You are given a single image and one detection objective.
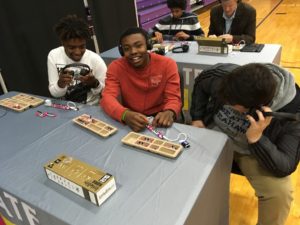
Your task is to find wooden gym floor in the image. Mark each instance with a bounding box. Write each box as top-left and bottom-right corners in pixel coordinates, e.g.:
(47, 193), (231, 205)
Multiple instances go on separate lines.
(197, 0), (300, 224)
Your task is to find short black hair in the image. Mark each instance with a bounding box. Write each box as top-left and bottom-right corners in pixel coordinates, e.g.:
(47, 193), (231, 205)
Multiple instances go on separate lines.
(218, 63), (277, 108)
(54, 15), (90, 42)
(167, 0), (187, 10)
(119, 27), (148, 46)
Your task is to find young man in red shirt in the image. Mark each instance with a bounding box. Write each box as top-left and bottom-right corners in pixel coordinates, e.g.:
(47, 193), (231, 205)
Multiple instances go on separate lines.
(100, 27), (182, 132)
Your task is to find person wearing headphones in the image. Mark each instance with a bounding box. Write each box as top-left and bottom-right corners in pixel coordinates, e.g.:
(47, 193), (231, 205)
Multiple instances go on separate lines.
(47, 15), (107, 105)
(208, 0), (256, 44)
(100, 27), (182, 132)
(152, 0), (204, 42)
(190, 63), (300, 225)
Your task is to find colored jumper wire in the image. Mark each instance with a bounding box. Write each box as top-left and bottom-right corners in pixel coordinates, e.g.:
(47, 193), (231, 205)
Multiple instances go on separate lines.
(146, 124), (190, 148)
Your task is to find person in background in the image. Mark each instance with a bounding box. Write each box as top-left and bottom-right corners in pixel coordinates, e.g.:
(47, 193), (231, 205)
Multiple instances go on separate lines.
(100, 27), (182, 132)
(47, 14), (107, 105)
(208, 0), (256, 44)
(152, 0), (204, 42)
(190, 63), (300, 225)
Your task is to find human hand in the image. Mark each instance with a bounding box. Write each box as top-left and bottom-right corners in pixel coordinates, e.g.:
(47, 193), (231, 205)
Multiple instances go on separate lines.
(124, 110), (149, 132)
(154, 32), (163, 43)
(175, 31), (190, 40)
(218, 34), (233, 43)
(152, 110), (175, 128)
(57, 72), (73, 88)
(78, 71), (99, 88)
(246, 106), (273, 143)
(191, 120), (206, 128)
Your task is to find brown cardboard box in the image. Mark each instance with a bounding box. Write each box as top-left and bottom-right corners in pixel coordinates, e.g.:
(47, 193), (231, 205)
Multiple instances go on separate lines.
(195, 36), (230, 54)
(44, 154), (116, 206)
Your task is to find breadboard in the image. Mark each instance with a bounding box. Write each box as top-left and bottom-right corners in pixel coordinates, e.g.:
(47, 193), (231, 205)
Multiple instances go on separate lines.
(0, 98), (30, 112)
(122, 132), (182, 158)
(73, 114), (118, 138)
(11, 93), (44, 107)
(0, 93), (44, 112)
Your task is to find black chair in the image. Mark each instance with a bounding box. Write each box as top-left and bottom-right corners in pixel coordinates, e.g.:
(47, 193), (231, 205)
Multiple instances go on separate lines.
(231, 160), (243, 175)
(176, 71), (185, 124)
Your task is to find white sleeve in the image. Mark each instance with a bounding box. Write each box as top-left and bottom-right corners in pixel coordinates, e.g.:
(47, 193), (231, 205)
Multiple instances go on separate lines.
(47, 52), (67, 98)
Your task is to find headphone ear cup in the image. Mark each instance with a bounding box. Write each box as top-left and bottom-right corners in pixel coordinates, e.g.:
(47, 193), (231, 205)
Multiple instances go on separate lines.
(118, 45), (124, 56)
(80, 68), (89, 75)
(182, 44), (189, 52)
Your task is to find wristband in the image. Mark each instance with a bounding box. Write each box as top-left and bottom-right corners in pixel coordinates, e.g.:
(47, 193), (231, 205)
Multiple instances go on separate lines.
(121, 109), (129, 122)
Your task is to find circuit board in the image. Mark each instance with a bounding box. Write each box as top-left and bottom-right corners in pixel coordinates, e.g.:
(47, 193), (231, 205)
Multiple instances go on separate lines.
(0, 98), (30, 112)
(11, 93), (44, 107)
(122, 132), (182, 158)
(73, 114), (118, 138)
(0, 93), (44, 112)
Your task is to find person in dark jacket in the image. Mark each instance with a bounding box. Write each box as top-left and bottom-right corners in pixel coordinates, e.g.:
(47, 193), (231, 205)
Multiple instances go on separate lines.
(190, 63), (300, 225)
(208, 0), (256, 44)
(152, 0), (204, 42)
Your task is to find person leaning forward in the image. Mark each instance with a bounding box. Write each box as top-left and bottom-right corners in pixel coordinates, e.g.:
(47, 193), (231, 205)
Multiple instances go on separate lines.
(208, 0), (256, 44)
(190, 63), (300, 225)
(152, 0), (205, 42)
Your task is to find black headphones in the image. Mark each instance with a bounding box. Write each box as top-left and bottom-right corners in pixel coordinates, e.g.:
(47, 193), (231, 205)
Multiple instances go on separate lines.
(61, 63), (90, 77)
(172, 44), (189, 53)
(118, 28), (153, 56)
